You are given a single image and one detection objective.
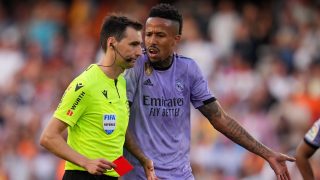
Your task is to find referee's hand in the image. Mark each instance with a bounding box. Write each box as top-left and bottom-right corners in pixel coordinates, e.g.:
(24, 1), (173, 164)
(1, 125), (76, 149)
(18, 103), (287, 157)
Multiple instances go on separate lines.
(84, 158), (117, 175)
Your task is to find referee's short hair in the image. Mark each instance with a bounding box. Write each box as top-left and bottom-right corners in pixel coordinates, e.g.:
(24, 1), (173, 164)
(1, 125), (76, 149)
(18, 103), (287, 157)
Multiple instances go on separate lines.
(100, 15), (142, 52)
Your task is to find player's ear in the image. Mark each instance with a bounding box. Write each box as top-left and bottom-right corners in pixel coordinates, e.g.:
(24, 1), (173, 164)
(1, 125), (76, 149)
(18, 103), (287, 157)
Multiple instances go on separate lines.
(174, 35), (181, 46)
(175, 35), (181, 41)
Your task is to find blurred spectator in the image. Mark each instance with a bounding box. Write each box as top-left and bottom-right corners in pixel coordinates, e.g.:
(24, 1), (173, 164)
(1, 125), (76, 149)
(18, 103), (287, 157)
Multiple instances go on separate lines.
(208, 0), (239, 57)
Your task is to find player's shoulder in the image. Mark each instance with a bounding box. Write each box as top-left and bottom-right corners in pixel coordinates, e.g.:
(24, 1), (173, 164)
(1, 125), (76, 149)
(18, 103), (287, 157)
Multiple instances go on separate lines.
(310, 118), (320, 130)
(174, 53), (197, 65)
(174, 54), (201, 73)
(315, 118), (320, 125)
(305, 118), (320, 144)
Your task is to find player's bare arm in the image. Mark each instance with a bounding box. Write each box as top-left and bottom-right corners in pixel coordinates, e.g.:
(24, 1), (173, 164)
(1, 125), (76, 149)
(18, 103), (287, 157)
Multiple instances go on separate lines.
(198, 101), (271, 158)
(296, 141), (316, 180)
(198, 101), (295, 180)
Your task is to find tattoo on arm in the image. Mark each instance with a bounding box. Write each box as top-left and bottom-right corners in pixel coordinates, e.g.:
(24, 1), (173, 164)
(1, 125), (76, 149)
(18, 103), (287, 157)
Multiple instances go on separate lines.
(199, 101), (270, 158)
(225, 119), (268, 156)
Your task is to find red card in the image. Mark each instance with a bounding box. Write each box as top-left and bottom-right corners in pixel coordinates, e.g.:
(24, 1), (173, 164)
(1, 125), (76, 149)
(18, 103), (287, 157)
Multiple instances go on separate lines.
(113, 156), (134, 176)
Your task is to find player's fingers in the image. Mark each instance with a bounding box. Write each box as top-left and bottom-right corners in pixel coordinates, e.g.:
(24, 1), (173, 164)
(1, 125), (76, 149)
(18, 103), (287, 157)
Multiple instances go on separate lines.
(147, 174), (158, 180)
(281, 154), (296, 162)
(277, 174), (285, 180)
(285, 156), (296, 162)
(285, 170), (291, 180)
(281, 173), (289, 180)
(280, 174), (285, 180)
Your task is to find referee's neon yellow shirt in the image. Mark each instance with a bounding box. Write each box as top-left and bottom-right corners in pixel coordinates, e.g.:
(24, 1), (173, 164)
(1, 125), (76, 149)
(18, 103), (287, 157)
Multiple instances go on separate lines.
(54, 64), (129, 177)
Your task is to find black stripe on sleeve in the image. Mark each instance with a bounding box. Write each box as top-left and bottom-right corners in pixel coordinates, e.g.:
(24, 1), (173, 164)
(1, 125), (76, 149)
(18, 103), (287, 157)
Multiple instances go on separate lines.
(304, 138), (320, 150)
(203, 97), (216, 105)
(196, 97), (217, 109)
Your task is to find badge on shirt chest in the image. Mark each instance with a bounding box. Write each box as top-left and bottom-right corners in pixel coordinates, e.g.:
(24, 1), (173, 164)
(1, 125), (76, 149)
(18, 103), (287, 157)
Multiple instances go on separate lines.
(175, 79), (184, 92)
(103, 114), (116, 135)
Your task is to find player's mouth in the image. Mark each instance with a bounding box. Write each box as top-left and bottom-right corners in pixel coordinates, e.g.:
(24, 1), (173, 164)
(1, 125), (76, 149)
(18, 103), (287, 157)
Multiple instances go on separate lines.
(147, 47), (160, 58)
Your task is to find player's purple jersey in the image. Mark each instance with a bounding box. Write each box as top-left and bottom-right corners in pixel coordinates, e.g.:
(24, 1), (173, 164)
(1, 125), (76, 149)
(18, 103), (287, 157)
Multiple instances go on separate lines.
(304, 119), (320, 149)
(123, 53), (215, 180)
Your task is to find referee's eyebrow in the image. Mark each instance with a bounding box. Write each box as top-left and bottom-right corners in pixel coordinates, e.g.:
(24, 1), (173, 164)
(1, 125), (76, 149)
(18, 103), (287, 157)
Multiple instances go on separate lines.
(130, 41), (142, 46)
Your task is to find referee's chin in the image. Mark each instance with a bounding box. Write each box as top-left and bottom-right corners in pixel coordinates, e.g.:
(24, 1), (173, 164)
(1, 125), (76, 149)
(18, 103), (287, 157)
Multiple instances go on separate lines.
(126, 61), (136, 68)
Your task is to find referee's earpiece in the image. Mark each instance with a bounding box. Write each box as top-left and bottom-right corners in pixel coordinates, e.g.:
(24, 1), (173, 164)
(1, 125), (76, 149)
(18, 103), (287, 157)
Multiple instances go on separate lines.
(110, 43), (132, 62)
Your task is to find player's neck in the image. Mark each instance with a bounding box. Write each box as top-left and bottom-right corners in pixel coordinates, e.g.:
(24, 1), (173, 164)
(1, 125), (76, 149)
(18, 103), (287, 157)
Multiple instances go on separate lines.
(150, 55), (173, 69)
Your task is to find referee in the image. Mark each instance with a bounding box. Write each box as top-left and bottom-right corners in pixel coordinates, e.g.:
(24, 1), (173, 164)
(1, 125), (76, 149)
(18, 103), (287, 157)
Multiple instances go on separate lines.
(40, 15), (156, 180)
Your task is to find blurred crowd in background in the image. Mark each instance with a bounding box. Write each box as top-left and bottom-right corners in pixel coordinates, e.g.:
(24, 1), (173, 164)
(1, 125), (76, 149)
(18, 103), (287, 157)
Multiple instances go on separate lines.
(0, 0), (320, 179)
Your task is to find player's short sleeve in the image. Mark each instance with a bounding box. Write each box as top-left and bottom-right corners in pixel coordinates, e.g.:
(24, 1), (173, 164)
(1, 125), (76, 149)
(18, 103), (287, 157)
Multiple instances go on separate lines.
(54, 80), (89, 127)
(304, 119), (320, 149)
(189, 60), (215, 108)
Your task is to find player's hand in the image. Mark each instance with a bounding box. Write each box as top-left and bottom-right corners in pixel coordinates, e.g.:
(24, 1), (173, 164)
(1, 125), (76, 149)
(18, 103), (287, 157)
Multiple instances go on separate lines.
(83, 158), (117, 175)
(267, 152), (296, 180)
(142, 158), (158, 180)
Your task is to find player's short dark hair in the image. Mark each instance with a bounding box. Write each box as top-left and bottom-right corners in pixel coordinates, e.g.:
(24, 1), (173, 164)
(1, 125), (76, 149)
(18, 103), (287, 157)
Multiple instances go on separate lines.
(148, 3), (183, 35)
(100, 15), (143, 52)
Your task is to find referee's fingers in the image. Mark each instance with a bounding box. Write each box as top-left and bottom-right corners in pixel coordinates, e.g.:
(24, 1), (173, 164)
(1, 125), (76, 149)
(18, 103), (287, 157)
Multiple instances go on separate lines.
(100, 159), (117, 169)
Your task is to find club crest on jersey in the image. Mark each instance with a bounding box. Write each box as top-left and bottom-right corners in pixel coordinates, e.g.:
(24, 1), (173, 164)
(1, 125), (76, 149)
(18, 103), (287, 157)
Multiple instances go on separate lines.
(175, 79), (184, 92)
(103, 114), (116, 135)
